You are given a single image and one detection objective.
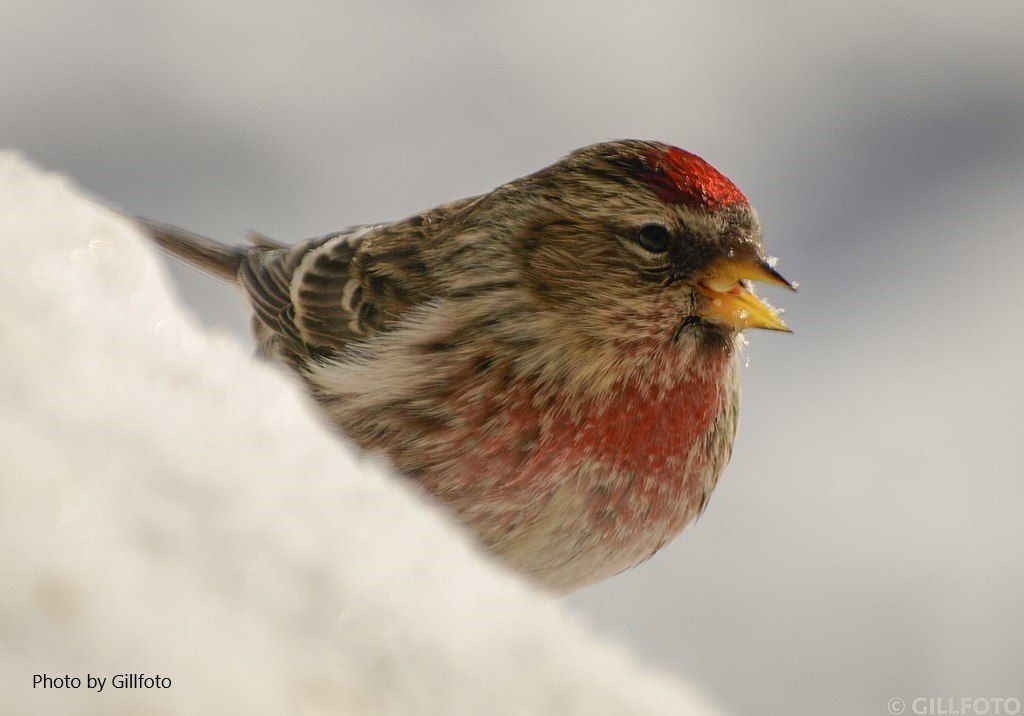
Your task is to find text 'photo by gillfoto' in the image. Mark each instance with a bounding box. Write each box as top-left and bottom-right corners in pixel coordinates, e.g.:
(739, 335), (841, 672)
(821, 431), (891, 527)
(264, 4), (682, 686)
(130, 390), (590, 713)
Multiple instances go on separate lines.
(140, 139), (795, 595)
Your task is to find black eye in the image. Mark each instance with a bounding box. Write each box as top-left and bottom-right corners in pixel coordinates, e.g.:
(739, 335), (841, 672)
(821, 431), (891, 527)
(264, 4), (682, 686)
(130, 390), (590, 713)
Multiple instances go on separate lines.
(636, 224), (671, 253)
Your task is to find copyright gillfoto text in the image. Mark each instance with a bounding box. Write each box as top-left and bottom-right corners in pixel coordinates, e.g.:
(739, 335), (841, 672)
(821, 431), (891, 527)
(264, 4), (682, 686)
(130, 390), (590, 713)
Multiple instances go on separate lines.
(889, 697), (1022, 715)
(33, 673), (172, 692)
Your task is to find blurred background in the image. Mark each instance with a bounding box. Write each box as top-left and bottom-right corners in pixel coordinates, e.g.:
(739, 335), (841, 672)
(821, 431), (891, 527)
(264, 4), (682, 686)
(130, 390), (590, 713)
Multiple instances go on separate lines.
(3, 1), (1021, 712)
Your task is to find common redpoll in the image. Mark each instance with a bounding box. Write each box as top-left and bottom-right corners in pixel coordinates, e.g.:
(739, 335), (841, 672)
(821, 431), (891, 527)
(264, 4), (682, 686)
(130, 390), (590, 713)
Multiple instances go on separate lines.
(142, 140), (795, 594)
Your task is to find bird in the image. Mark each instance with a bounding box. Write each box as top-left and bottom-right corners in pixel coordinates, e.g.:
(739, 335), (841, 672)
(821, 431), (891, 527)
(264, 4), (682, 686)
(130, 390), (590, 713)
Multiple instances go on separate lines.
(140, 140), (795, 595)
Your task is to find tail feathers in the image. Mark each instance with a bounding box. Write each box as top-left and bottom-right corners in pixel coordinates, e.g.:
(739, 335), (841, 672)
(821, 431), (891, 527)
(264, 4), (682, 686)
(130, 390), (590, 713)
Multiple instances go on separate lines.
(245, 230), (286, 250)
(136, 217), (245, 282)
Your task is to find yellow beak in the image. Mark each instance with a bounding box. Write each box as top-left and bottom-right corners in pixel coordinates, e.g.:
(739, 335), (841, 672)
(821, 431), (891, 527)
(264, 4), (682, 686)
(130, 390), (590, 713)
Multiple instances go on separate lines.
(696, 255), (796, 332)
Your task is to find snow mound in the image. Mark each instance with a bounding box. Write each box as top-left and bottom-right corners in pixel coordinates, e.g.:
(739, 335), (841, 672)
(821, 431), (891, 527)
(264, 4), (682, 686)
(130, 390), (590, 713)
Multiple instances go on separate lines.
(0, 152), (717, 715)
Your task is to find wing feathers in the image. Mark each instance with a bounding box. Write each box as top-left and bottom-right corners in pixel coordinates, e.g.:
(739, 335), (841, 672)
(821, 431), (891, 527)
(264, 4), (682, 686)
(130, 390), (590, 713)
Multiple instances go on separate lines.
(219, 196), (479, 364)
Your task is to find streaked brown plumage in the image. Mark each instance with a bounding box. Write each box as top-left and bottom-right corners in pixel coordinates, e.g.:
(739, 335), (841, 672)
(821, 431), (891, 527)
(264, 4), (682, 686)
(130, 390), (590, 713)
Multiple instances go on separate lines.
(142, 140), (794, 594)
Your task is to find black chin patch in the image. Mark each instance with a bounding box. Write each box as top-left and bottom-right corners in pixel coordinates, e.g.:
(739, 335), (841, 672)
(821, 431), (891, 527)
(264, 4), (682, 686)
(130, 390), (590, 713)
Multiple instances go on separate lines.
(672, 316), (732, 351)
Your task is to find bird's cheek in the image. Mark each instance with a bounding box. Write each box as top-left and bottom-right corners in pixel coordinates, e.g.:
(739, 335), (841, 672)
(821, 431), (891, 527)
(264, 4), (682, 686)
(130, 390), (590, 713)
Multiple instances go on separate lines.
(616, 294), (690, 342)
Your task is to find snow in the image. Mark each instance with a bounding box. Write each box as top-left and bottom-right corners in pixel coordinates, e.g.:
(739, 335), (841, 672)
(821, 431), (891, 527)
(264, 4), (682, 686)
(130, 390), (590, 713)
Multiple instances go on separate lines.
(0, 152), (717, 715)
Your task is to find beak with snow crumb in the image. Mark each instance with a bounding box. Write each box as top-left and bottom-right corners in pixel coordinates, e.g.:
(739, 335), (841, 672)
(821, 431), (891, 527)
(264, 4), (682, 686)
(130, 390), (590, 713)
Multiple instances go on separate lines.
(696, 255), (797, 332)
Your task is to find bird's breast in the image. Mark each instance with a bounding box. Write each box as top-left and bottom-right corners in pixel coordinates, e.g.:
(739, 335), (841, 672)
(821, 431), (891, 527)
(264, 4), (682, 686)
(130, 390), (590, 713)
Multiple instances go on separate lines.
(422, 346), (739, 592)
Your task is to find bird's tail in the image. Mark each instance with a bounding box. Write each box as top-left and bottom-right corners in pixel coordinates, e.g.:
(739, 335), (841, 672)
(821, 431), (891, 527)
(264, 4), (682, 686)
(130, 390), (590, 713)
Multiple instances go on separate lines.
(135, 217), (245, 282)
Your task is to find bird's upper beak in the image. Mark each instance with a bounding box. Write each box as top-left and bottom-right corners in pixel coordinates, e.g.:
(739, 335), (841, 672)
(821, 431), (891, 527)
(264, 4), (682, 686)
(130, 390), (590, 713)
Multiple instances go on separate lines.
(696, 255), (796, 332)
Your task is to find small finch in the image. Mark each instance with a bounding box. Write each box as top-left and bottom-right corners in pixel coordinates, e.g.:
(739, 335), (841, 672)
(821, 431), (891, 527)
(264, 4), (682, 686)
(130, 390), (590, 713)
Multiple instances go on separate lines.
(141, 140), (795, 594)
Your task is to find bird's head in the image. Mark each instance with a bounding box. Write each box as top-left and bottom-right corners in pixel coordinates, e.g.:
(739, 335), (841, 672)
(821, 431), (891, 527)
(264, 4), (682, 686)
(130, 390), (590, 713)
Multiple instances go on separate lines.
(495, 140), (795, 359)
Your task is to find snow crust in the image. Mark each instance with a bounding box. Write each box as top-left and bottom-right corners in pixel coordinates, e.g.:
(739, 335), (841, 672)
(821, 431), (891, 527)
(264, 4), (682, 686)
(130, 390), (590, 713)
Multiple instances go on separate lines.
(0, 152), (716, 715)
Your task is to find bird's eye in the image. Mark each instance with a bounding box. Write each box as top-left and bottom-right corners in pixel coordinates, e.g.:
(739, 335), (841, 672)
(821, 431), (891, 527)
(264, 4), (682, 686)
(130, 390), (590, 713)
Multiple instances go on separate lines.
(636, 224), (671, 253)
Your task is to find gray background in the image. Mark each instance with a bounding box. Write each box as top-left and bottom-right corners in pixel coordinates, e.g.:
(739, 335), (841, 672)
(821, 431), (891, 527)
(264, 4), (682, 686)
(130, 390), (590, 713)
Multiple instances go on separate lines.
(4, 2), (1022, 713)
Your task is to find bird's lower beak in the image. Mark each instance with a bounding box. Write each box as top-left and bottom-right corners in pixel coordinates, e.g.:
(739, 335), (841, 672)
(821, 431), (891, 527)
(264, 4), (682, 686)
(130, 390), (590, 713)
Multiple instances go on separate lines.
(696, 255), (796, 332)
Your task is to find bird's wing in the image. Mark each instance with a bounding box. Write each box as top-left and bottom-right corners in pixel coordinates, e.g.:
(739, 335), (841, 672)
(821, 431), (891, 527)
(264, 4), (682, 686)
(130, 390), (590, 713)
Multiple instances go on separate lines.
(238, 198), (479, 362)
